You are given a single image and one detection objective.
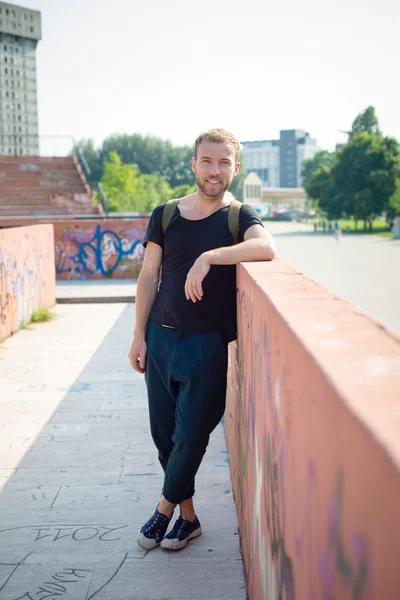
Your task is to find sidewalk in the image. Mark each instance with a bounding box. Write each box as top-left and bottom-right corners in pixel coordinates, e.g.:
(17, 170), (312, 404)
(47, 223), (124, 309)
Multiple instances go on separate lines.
(56, 279), (137, 303)
(0, 299), (246, 599)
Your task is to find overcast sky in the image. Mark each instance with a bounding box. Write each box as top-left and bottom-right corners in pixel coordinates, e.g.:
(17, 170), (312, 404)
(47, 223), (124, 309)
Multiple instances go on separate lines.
(16, 0), (400, 153)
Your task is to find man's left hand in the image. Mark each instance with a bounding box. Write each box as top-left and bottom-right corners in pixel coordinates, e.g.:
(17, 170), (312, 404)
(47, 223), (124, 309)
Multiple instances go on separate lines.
(184, 253), (211, 303)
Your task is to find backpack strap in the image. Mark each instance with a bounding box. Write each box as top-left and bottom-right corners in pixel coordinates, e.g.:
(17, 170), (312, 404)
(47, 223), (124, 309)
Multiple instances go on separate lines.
(161, 198), (179, 233)
(228, 199), (242, 245)
(162, 196), (242, 244)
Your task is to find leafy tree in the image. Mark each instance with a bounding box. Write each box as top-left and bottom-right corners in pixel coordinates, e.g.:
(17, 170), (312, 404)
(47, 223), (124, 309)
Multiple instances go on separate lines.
(386, 178), (400, 227)
(350, 106), (381, 136)
(333, 132), (399, 229)
(301, 151), (335, 187)
(101, 152), (148, 212)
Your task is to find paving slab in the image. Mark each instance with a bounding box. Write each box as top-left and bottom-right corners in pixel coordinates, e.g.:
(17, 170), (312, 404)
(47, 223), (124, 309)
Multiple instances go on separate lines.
(0, 303), (246, 600)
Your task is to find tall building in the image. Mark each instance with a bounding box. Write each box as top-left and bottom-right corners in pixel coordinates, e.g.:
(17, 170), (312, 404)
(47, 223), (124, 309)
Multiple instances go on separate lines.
(0, 1), (41, 156)
(242, 129), (321, 188)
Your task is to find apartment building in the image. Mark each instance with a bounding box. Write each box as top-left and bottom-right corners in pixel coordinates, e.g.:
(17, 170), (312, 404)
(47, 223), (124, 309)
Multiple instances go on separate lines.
(0, 1), (41, 155)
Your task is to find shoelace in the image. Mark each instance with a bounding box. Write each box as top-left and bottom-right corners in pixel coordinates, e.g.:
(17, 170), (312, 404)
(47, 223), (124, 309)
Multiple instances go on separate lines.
(169, 517), (187, 538)
(143, 512), (168, 533)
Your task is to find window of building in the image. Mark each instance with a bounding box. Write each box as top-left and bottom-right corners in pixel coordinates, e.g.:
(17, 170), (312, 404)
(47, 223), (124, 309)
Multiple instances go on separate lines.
(29, 26), (33, 33)
(11, 10), (16, 17)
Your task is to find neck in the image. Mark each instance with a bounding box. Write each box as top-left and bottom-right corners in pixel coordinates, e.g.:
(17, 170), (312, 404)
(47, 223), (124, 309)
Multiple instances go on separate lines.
(194, 189), (232, 210)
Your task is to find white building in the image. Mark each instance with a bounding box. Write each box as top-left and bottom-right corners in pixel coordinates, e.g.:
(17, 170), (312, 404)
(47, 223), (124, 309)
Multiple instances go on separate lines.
(241, 140), (280, 188)
(242, 129), (322, 188)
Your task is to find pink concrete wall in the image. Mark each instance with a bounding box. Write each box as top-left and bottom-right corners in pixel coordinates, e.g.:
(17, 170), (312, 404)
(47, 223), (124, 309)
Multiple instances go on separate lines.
(54, 219), (149, 279)
(225, 260), (400, 600)
(0, 224), (55, 341)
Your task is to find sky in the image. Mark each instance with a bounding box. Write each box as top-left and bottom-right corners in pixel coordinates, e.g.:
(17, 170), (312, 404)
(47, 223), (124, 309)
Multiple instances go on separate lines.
(14, 0), (400, 153)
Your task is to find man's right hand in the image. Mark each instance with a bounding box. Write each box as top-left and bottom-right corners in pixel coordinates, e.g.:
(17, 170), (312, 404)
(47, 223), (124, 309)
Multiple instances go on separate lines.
(128, 338), (147, 374)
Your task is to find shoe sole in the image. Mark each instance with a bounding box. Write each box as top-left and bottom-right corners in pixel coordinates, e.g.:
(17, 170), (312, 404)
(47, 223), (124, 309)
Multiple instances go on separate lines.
(136, 531), (160, 551)
(160, 526), (202, 550)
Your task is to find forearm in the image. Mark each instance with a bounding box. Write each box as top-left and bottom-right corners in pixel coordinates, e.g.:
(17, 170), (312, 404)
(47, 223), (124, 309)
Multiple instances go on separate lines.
(134, 270), (159, 339)
(205, 237), (276, 265)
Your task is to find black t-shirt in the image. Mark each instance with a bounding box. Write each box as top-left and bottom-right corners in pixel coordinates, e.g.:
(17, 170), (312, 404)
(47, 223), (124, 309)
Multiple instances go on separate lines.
(143, 202), (263, 342)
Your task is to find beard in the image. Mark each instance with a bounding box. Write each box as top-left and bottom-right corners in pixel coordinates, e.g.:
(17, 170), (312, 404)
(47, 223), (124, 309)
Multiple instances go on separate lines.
(195, 175), (233, 198)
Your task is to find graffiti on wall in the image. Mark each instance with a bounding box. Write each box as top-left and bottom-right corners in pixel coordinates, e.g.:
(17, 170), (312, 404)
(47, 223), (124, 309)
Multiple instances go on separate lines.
(0, 226), (55, 341)
(54, 220), (148, 280)
(225, 278), (373, 600)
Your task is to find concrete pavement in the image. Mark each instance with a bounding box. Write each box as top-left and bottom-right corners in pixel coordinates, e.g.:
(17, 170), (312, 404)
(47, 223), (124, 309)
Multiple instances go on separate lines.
(0, 302), (246, 599)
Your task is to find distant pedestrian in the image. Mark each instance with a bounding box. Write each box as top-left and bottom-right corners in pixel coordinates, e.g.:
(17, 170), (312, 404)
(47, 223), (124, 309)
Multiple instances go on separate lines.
(334, 221), (342, 242)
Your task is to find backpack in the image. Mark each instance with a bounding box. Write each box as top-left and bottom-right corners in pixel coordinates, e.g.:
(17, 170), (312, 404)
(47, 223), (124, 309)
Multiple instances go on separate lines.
(161, 197), (242, 244)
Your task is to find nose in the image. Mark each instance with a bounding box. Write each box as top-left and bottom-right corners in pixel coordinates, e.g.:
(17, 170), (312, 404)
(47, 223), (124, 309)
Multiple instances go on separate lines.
(209, 162), (221, 175)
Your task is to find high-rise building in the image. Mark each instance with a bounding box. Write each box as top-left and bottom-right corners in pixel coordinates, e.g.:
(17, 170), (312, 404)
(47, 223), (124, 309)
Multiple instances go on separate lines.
(242, 129), (321, 188)
(0, 1), (41, 156)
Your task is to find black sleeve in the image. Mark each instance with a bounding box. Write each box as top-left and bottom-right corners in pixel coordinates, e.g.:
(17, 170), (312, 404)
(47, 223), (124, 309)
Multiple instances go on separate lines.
(238, 203), (264, 243)
(142, 203), (165, 249)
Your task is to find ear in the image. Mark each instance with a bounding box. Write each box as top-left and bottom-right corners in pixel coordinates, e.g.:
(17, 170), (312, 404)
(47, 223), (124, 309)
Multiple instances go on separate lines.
(191, 156), (196, 173)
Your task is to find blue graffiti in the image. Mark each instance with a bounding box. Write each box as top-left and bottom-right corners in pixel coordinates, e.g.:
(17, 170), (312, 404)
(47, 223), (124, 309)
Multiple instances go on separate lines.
(56, 225), (143, 277)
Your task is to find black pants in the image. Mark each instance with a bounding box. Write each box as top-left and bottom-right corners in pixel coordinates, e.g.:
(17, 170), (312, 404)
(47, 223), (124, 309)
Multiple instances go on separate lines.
(144, 321), (228, 505)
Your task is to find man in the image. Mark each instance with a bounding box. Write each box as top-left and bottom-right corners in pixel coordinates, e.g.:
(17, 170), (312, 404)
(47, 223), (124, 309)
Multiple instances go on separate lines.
(128, 128), (275, 551)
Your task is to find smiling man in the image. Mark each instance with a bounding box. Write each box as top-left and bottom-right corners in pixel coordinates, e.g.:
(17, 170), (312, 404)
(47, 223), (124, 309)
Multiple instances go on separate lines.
(128, 128), (276, 551)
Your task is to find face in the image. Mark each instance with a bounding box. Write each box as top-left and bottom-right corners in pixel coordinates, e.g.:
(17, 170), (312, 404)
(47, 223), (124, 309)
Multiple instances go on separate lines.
(192, 141), (240, 198)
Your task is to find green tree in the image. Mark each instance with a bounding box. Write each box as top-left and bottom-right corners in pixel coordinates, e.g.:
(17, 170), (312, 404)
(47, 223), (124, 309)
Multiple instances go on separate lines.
(74, 134), (195, 188)
(386, 178), (400, 227)
(301, 150), (335, 187)
(333, 132), (399, 229)
(100, 134), (194, 188)
(350, 106), (381, 136)
(101, 152), (148, 212)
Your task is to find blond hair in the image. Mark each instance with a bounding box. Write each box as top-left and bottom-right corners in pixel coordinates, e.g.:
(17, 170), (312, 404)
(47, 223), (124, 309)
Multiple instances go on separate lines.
(194, 128), (240, 161)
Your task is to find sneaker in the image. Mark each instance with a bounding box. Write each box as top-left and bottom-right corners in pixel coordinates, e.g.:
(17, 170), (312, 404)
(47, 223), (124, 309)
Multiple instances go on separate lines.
(136, 508), (171, 550)
(160, 515), (202, 550)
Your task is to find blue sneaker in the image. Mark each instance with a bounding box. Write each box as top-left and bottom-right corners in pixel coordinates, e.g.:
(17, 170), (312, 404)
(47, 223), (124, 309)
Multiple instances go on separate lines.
(161, 515), (202, 550)
(136, 508), (171, 550)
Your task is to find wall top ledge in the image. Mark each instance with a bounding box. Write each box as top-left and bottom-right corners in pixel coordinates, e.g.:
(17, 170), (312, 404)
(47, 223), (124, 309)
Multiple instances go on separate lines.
(239, 260), (400, 468)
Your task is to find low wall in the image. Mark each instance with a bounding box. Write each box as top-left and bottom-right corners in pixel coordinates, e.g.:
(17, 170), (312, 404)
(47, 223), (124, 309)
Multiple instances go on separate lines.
(54, 218), (149, 279)
(225, 261), (400, 600)
(0, 224), (55, 341)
